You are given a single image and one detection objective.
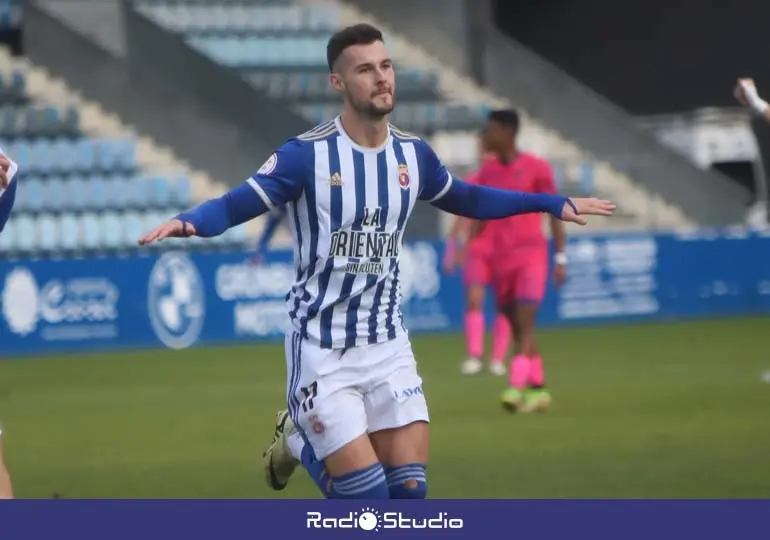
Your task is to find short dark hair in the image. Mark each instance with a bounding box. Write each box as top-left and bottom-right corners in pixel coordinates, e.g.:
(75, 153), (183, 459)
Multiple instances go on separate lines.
(488, 109), (520, 133)
(326, 23), (385, 72)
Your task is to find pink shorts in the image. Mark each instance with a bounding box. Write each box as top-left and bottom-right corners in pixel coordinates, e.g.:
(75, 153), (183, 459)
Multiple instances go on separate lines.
(492, 252), (549, 307)
(463, 251), (493, 286)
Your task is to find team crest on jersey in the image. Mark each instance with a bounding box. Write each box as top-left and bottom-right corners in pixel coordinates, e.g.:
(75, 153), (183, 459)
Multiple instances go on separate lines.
(398, 164), (410, 189)
(330, 172), (343, 186)
(257, 153), (278, 175)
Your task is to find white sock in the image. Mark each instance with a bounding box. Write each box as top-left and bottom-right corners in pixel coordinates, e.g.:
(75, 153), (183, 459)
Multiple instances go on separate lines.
(287, 432), (304, 461)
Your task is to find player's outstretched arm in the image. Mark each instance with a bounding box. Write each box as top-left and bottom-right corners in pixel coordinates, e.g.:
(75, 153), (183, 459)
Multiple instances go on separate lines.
(138, 182), (271, 244)
(139, 141), (307, 246)
(430, 178), (615, 226)
(735, 78), (770, 123)
(417, 139), (613, 225)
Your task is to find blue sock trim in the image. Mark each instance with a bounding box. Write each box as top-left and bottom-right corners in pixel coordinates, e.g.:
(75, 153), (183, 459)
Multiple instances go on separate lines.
(385, 463), (427, 499)
(385, 463), (426, 486)
(330, 463), (389, 498)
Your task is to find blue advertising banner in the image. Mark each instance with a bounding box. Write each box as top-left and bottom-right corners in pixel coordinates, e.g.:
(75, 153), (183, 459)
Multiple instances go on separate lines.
(1, 231), (770, 358)
(0, 499), (768, 540)
(0, 240), (463, 357)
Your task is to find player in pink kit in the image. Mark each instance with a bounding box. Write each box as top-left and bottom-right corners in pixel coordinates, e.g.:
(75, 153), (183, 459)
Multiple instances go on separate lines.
(475, 110), (567, 413)
(444, 144), (511, 376)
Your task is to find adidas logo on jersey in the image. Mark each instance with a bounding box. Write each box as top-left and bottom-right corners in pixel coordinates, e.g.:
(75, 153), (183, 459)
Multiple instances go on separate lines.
(330, 173), (343, 186)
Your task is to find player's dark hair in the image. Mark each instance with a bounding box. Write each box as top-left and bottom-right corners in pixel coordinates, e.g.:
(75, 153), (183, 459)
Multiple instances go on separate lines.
(488, 109), (520, 134)
(326, 23), (385, 72)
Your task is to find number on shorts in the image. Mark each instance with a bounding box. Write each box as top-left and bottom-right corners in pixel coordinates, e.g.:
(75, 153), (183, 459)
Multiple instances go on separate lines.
(300, 381), (318, 413)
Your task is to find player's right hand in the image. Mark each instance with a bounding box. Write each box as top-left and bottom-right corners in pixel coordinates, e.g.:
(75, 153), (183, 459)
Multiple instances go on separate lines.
(734, 78), (756, 106)
(138, 218), (196, 245)
(560, 198), (615, 225)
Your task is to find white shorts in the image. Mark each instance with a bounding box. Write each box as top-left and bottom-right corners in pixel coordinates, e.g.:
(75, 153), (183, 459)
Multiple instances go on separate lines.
(285, 331), (429, 461)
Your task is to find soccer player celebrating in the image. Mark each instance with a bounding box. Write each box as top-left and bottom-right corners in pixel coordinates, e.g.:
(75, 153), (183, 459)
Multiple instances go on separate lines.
(0, 425), (13, 499)
(139, 24), (614, 499)
(476, 110), (566, 413)
(443, 136), (510, 376)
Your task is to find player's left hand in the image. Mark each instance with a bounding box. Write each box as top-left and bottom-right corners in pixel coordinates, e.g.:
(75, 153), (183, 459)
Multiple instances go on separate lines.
(553, 263), (567, 287)
(560, 198), (615, 225)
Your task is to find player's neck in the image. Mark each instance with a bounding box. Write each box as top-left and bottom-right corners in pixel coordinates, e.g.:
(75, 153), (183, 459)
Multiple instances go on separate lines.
(339, 110), (389, 149)
(497, 146), (519, 164)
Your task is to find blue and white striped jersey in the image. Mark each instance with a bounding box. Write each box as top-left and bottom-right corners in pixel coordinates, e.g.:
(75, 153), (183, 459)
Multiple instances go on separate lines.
(247, 117), (453, 349)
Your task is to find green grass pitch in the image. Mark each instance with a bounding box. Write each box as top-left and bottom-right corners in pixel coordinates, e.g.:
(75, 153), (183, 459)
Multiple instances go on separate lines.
(1, 317), (769, 499)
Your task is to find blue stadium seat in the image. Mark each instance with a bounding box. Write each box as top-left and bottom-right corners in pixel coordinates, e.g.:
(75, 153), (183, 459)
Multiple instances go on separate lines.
(122, 211), (144, 249)
(80, 213), (103, 251)
(95, 139), (120, 172)
(62, 106), (79, 134)
(306, 5), (339, 32)
(578, 162), (595, 195)
(14, 215), (38, 253)
(37, 214), (60, 252)
(46, 177), (66, 212)
(10, 71), (25, 100)
(116, 139), (136, 171)
(12, 172), (27, 211)
(0, 107), (18, 138)
(89, 176), (109, 211)
(24, 107), (42, 138)
(120, 175), (138, 208)
(75, 139), (96, 172)
(0, 215), (15, 253)
(50, 138), (71, 174)
(552, 165), (565, 191)
(68, 176), (90, 211)
(7, 139), (28, 171)
(101, 212), (123, 250)
(59, 214), (81, 252)
(103, 175), (124, 210)
(31, 139), (53, 175)
(25, 178), (44, 212)
(41, 106), (61, 138)
(221, 37), (240, 67)
(147, 177), (171, 208)
(169, 175), (192, 207)
(128, 176), (150, 209)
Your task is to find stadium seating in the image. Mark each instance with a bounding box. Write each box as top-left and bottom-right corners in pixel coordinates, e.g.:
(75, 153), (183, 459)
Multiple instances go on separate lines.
(131, 0), (621, 217)
(0, 64), (248, 257)
(0, 0), (20, 30)
(134, 0), (491, 137)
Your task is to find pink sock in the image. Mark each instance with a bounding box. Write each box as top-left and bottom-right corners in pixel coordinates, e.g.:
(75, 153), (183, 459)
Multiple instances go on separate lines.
(509, 354), (530, 389)
(490, 314), (511, 364)
(529, 355), (545, 386)
(464, 311), (484, 359)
